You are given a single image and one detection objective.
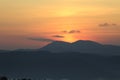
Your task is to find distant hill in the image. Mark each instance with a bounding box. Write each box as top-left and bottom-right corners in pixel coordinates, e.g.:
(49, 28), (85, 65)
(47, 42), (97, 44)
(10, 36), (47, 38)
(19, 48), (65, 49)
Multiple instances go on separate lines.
(40, 40), (120, 55)
(0, 40), (120, 55)
(40, 41), (71, 53)
(0, 50), (10, 53)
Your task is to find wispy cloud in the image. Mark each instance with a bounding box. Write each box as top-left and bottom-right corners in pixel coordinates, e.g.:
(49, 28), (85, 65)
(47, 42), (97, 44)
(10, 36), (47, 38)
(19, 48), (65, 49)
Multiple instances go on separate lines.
(69, 30), (80, 33)
(62, 30), (80, 34)
(52, 35), (64, 38)
(99, 23), (118, 27)
(27, 37), (54, 42)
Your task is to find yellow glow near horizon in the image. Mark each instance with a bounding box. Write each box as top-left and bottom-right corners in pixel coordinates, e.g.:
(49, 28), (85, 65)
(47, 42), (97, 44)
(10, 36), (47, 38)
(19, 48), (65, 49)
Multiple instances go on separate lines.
(57, 9), (76, 17)
(62, 34), (77, 43)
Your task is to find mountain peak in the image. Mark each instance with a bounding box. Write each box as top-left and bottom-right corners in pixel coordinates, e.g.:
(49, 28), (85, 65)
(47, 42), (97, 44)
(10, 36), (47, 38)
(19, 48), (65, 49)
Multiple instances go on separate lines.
(73, 40), (97, 43)
(52, 41), (71, 44)
(40, 40), (120, 54)
(40, 41), (71, 52)
(72, 40), (102, 46)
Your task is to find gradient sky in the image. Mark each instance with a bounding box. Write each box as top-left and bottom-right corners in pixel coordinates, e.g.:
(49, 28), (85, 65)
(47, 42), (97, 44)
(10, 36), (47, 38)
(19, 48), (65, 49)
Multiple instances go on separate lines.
(0, 0), (120, 50)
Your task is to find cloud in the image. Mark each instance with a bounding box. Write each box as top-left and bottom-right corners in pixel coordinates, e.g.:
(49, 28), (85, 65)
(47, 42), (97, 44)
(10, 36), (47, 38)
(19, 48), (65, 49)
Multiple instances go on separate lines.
(27, 37), (54, 42)
(112, 23), (117, 26)
(52, 35), (64, 38)
(62, 30), (80, 34)
(62, 31), (67, 33)
(69, 30), (80, 33)
(99, 23), (110, 27)
(99, 23), (118, 27)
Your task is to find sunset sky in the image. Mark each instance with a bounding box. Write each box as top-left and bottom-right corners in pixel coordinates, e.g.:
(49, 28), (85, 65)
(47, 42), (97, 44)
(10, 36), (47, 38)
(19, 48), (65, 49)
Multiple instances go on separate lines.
(0, 0), (120, 50)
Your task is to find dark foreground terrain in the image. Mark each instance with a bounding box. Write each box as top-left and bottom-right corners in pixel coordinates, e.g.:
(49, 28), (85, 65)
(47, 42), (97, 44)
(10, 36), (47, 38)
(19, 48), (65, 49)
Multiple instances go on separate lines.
(0, 51), (120, 80)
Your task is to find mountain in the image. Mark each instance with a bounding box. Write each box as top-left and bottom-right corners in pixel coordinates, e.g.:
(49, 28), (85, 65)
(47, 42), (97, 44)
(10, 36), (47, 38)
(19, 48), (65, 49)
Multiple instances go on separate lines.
(72, 40), (103, 47)
(0, 40), (119, 55)
(40, 40), (120, 55)
(0, 40), (120, 79)
(40, 41), (71, 53)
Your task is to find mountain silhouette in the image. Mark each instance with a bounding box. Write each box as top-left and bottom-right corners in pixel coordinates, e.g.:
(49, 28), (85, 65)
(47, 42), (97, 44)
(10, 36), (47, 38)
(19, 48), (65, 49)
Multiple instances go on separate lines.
(0, 40), (120, 79)
(72, 40), (103, 47)
(40, 41), (71, 53)
(40, 40), (120, 55)
(0, 40), (120, 55)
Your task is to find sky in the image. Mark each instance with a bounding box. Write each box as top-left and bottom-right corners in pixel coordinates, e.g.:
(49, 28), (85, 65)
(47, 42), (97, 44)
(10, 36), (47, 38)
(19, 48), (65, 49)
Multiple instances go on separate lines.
(0, 0), (120, 50)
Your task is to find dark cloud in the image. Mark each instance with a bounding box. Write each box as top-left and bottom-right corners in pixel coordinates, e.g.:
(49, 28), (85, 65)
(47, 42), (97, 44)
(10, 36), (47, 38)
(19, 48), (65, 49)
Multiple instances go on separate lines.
(69, 30), (80, 33)
(69, 30), (76, 33)
(52, 35), (64, 38)
(99, 23), (118, 27)
(62, 30), (80, 34)
(27, 37), (54, 42)
(112, 23), (117, 26)
(99, 23), (110, 27)
(62, 31), (67, 33)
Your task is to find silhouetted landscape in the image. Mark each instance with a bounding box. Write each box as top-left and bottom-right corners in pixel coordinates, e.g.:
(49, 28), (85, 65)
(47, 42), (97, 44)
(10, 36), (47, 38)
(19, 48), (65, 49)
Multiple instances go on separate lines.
(0, 40), (120, 80)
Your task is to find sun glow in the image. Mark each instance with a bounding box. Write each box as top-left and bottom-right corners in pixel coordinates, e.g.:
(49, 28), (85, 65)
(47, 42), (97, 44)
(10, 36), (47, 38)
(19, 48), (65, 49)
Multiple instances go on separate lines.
(57, 8), (76, 17)
(62, 34), (77, 43)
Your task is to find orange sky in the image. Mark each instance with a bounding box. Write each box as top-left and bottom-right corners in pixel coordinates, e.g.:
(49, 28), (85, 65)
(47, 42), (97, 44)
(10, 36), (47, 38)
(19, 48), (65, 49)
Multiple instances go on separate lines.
(0, 0), (120, 49)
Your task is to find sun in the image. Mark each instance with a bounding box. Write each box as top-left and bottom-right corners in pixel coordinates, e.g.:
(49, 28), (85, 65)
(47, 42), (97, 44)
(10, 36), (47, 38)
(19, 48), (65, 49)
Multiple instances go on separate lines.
(62, 34), (77, 43)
